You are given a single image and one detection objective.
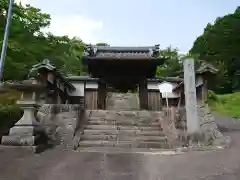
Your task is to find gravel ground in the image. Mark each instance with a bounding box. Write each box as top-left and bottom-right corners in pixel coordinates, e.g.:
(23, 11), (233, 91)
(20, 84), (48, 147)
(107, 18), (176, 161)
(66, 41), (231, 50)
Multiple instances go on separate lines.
(0, 115), (240, 180)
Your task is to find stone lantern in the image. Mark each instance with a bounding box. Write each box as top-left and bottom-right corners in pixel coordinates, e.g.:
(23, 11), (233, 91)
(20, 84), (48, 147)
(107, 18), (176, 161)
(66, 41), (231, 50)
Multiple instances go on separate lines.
(1, 78), (47, 150)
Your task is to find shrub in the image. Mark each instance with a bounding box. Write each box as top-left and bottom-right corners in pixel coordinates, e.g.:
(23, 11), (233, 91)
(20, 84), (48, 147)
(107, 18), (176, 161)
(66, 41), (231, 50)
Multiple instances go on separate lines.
(209, 92), (240, 118)
(0, 89), (22, 135)
(208, 90), (218, 102)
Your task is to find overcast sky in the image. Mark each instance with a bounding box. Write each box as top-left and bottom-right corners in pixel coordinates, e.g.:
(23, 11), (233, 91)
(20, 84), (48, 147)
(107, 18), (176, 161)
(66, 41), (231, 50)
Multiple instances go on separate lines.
(16, 0), (239, 52)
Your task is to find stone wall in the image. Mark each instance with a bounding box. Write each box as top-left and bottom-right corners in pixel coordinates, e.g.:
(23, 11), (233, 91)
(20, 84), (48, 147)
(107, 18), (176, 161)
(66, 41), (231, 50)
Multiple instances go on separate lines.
(160, 108), (186, 148)
(37, 104), (84, 149)
(171, 104), (229, 147)
(197, 103), (230, 146)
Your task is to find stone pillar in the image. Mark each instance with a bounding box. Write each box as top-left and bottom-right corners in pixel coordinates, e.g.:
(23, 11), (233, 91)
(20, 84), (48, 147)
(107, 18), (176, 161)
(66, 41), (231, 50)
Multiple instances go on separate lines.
(1, 81), (45, 150)
(183, 59), (200, 135)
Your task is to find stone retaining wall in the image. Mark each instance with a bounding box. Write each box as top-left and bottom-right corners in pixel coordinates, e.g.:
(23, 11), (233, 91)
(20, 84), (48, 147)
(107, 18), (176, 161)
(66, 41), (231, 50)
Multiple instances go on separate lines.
(172, 104), (230, 147)
(37, 104), (83, 149)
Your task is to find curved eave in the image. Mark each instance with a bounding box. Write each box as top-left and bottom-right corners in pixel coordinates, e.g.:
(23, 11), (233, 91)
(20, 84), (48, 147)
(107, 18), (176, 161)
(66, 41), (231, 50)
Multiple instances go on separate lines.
(67, 76), (99, 82)
(35, 68), (76, 91)
(196, 70), (218, 76)
(53, 71), (76, 91)
(172, 82), (184, 92)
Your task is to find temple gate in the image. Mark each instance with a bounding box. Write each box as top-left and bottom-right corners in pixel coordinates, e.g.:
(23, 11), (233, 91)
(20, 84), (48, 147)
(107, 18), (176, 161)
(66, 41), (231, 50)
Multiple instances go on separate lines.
(82, 45), (167, 110)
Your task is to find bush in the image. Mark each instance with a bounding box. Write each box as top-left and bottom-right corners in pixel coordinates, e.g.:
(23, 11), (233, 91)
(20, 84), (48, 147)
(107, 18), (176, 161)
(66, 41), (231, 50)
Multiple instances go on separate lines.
(209, 92), (240, 118)
(208, 90), (218, 102)
(0, 89), (22, 135)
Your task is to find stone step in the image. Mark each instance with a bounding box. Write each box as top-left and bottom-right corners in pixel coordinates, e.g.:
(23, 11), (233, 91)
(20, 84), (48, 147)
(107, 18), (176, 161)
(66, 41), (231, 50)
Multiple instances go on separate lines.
(84, 125), (160, 131)
(78, 146), (177, 154)
(87, 118), (160, 126)
(81, 134), (167, 142)
(83, 129), (165, 136)
(79, 140), (170, 149)
(88, 116), (158, 121)
(88, 110), (163, 119)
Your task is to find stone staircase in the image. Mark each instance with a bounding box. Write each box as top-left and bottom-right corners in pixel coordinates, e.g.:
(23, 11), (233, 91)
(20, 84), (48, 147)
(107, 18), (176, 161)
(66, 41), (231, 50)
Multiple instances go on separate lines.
(36, 94), (179, 151)
(78, 110), (170, 149)
(106, 92), (139, 111)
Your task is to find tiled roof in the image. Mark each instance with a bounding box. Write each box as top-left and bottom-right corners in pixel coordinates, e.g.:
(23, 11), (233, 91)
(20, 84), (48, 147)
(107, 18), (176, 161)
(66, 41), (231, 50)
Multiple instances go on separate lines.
(84, 45), (161, 59)
(29, 59), (76, 91)
(93, 45), (159, 52)
(196, 62), (218, 74)
(161, 77), (183, 83)
(95, 52), (152, 58)
(177, 62), (218, 77)
(67, 76), (99, 81)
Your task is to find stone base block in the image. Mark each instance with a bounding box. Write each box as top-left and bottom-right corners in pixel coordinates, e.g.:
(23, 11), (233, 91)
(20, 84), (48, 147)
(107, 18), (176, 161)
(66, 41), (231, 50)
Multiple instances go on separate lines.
(0, 145), (46, 156)
(9, 125), (45, 136)
(187, 132), (206, 144)
(212, 136), (231, 148)
(2, 135), (38, 146)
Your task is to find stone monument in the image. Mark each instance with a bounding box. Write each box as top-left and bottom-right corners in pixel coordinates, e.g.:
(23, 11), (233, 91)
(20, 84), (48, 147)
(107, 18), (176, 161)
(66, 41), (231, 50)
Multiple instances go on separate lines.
(183, 59), (200, 138)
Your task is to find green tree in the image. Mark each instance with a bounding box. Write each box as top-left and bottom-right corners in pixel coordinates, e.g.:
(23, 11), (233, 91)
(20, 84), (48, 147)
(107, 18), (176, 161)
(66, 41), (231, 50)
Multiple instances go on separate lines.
(190, 6), (240, 93)
(156, 46), (182, 77)
(0, 1), (88, 131)
(0, 0), (86, 80)
(62, 37), (87, 76)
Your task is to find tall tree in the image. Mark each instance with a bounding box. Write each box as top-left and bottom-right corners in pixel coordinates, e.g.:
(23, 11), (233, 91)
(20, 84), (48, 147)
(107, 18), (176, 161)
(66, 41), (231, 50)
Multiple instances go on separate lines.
(190, 6), (240, 93)
(156, 46), (182, 77)
(0, 0), (86, 80)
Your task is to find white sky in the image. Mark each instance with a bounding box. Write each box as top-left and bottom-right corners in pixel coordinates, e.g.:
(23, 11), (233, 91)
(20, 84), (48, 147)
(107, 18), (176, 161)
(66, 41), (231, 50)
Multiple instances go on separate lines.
(15, 0), (103, 44)
(14, 0), (240, 51)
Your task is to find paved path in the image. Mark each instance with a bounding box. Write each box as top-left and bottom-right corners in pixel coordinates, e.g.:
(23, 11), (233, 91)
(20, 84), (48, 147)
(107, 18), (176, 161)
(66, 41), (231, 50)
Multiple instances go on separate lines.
(1, 116), (240, 180)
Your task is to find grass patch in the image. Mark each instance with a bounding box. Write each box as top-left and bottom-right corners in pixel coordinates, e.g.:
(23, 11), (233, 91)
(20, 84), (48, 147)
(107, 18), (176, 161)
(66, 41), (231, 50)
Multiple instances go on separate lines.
(209, 92), (240, 118)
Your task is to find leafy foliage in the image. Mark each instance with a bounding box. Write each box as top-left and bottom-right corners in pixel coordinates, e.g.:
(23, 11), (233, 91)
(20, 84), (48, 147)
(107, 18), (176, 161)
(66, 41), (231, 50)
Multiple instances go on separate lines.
(0, 89), (21, 134)
(0, 1), (87, 131)
(156, 46), (182, 77)
(156, 47), (203, 78)
(0, 0), (87, 81)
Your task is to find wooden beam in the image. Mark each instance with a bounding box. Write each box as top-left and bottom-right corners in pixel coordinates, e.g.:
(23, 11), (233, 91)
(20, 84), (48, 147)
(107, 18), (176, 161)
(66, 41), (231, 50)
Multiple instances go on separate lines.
(139, 78), (148, 110)
(98, 79), (106, 109)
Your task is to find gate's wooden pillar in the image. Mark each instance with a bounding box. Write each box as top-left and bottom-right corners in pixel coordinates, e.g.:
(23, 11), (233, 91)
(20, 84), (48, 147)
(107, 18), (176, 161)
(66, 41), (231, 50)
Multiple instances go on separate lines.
(139, 78), (148, 110)
(51, 77), (59, 104)
(98, 79), (107, 109)
(40, 72), (50, 104)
